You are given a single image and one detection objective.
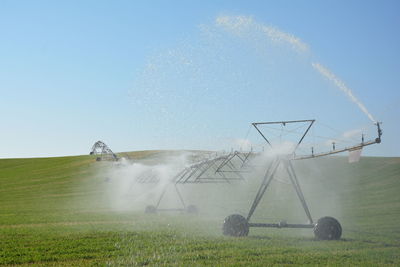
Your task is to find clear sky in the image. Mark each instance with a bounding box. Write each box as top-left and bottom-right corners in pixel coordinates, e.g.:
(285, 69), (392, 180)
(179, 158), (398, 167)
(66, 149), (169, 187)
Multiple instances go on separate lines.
(1, 0), (399, 158)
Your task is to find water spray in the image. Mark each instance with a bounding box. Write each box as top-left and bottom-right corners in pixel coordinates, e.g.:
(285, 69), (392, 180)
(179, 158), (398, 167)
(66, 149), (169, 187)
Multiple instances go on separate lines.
(216, 15), (378, 124)
(312, 62), (376, 123)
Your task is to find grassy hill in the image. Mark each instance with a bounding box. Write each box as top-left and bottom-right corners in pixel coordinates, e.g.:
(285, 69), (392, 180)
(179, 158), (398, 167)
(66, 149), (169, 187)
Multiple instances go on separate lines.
(0, 152), (399, 266)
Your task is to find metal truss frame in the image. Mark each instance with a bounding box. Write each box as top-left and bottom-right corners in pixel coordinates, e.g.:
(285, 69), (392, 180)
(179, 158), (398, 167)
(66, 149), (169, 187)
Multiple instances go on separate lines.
(90, 141), (119, 161)
(139, 151), (251, 212)
(244, 120), (382, 230)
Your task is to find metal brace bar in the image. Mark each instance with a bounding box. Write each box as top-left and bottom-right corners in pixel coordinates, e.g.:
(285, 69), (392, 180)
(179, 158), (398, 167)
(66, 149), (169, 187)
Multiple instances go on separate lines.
(247, 158), (280, 221)
(285, 160), (313, 224)
(174, 184), (186, 209)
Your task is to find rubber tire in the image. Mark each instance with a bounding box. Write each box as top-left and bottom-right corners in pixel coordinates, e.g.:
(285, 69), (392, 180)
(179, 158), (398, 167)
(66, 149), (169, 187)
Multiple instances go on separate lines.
(186, 205), (198, 214)
(222, 214), (249, 237)
(145, 205), (157, 214)
(314, 216), (342, 240)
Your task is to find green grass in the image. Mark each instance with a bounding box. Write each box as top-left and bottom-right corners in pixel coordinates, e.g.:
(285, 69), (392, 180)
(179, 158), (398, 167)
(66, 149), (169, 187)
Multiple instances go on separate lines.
(0, 152), (399, 266)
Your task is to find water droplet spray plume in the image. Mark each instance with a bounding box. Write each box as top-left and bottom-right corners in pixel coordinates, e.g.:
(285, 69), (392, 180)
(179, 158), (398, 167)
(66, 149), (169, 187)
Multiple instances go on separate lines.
(311, 62), (376, 123)
(216, 15), (309, 53)
(216, 15), (377, 123)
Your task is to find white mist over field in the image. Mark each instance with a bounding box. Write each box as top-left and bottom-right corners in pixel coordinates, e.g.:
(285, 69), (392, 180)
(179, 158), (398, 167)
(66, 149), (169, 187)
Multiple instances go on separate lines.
(101, 153), (193, 212)
(90, 141), (345, 229)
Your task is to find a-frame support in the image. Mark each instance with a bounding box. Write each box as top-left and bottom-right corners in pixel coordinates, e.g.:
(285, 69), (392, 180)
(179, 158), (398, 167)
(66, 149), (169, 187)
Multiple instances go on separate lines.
(246, 157), (314, 228)
(154, 183), (187, 212)
(246, 120), (315, 228)
(223, 119), (380, 239)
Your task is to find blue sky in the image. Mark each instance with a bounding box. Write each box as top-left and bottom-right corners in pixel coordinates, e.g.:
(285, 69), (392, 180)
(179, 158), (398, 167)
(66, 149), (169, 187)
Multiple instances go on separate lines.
(1, 0), (399, 158)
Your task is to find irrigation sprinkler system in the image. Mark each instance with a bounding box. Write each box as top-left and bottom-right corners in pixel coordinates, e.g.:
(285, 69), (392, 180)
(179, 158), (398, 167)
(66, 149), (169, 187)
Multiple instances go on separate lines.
(96, 118), (381, 240)
(222, 119), (382, 240)
(90, 141), (119, 161)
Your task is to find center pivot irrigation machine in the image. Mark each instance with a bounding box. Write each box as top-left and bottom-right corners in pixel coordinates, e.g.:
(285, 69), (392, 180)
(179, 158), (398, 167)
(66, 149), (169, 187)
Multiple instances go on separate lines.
(222, 119), (382, 240)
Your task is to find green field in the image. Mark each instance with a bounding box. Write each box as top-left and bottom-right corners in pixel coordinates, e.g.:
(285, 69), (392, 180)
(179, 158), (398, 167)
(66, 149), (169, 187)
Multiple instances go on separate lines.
(0, 152), (399, 266)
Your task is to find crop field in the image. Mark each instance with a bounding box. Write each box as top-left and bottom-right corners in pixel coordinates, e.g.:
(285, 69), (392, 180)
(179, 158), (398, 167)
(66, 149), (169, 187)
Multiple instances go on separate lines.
(0, 152), (400, 266)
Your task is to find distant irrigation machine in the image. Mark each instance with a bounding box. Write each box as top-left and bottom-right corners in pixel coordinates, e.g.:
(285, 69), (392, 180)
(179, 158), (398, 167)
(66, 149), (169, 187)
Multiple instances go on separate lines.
(222, 119), (382, 240)
(90, 141), (119, 161)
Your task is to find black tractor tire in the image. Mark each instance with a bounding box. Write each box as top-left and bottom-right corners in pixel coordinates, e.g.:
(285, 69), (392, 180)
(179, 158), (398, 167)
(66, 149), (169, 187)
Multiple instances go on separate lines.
(314, 216), (342, 240)
(222, 214), (249, 237)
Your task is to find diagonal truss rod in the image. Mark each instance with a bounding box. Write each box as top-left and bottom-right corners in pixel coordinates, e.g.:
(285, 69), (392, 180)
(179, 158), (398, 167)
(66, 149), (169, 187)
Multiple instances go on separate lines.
(252, 124), (272, 147)
(294, 120), (315, 151)
(240, 150), (254, 168)
(284, 160), (313, 224)
(247, 158), (313, 224)
(247, 158), (280, 221)
(156, 183), (186, 209)
(252, 120), (315, 153)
